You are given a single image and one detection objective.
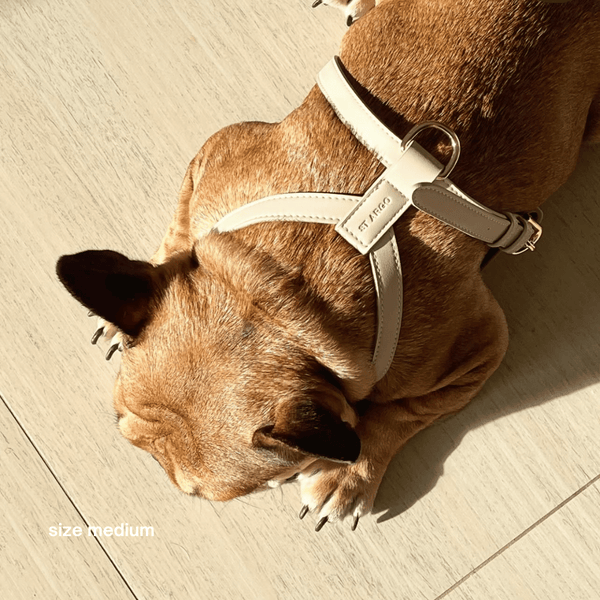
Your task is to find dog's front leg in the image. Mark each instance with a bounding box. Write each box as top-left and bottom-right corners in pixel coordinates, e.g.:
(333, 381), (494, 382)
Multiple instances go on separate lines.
(298, 362), (499, 530)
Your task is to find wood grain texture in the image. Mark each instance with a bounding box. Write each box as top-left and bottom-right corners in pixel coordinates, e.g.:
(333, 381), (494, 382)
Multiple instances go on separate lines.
(0, 1), (599, 599)
(441, 480), (600, 600)
(0, 397), (136, 600)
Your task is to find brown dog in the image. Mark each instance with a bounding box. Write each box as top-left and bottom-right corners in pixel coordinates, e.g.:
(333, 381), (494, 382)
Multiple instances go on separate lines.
(57, 0), (600, 530)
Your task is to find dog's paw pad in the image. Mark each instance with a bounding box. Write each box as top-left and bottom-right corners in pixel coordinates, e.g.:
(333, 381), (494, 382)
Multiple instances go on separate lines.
(298, 461), (378, 530)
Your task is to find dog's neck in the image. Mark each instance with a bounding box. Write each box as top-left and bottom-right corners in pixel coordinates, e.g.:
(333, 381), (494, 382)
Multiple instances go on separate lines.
(332, 0), (600, 216)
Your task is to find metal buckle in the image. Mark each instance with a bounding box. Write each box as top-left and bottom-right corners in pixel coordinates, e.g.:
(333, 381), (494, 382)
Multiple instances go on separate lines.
(401, 121), (461, 180)
(514, 215), (543, 254)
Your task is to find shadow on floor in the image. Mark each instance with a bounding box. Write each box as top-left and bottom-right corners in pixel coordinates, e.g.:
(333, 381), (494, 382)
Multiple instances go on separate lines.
(373, 144), (600, 522)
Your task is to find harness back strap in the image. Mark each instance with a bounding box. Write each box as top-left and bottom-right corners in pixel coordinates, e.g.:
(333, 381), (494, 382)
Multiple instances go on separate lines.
(318, 58), (543, 255)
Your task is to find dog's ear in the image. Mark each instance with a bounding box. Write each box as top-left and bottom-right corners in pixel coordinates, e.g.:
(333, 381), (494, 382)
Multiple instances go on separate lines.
(253, 397), (361, 464)
(56, 250), (161, 336)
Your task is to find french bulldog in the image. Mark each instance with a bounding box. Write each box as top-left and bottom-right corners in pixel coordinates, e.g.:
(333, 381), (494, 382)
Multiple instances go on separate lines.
(57, 0), (600, 531)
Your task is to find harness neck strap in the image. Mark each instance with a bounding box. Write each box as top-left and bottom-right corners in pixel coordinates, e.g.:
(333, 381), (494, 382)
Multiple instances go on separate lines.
(213, 57), (542, 381)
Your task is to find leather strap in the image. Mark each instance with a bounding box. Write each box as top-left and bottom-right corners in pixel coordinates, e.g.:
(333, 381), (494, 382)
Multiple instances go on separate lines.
(211, 56), (542, 381)
(214, 193), (358, 231)
(335, 144), (443, 254)
(317, 57), (404, 168)
(319, 57), (542, 256)
(413, 183), (542, 253)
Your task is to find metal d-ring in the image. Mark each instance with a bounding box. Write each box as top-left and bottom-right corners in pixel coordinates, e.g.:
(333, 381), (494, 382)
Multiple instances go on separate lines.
(401, 121), (461, 180)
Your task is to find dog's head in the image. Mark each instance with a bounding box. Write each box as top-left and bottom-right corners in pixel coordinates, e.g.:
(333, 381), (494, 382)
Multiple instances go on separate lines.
(56, 232), (361, 500)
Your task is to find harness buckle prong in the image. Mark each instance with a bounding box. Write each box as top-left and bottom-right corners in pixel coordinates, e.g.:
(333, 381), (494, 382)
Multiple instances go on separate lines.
(514, 215), (543, 254)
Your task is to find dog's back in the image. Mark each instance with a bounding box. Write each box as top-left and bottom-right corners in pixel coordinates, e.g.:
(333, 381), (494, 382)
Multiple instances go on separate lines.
(337, 0), (600, 213)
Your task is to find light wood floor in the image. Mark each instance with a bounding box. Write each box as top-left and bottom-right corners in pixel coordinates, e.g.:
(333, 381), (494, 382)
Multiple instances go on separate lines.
(1, 1), (599, 598)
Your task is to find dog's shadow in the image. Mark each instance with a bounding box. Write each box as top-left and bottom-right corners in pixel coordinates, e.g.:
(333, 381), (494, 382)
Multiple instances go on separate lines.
(373, 145), (600, 523)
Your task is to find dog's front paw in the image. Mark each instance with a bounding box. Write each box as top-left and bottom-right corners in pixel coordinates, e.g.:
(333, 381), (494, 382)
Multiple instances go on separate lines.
(298, 458), (383, 531)
(312, 0), (377, 26)
(89, 314), (123, 360)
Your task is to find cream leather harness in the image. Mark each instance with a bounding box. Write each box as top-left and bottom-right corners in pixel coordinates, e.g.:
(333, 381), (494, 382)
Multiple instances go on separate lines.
(213, 56), (543, 381)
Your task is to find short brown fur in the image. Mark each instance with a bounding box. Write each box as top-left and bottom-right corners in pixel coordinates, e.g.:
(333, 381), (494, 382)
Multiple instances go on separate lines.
(57, 0), (600, 523)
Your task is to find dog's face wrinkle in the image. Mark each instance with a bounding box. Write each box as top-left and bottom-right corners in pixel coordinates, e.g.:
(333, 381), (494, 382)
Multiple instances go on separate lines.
(116, 397), (217, 496)
(116, 358), (322, 501)
(113, 296), (317, 500)
(199, 232), (329, 324)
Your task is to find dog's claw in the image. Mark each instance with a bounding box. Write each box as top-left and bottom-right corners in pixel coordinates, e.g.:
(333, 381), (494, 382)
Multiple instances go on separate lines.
(351, 515), (360, 531)
(91, 328), (104, 345)
(299, 505), (309, 520)
(347, 15), (354, 26)
(315, 516), (328, 532)
(312, 0), (323, 7)
(106, 343), (120, 361)
(88, 310), (95, 317)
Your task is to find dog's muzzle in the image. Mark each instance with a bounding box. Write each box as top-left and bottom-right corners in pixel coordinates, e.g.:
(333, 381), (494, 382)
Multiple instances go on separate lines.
(212, 57), (543, 381)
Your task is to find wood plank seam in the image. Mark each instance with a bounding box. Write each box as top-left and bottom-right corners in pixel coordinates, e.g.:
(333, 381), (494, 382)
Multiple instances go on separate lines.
(0, 390), (142, 600)
(434, 471), (600, 599)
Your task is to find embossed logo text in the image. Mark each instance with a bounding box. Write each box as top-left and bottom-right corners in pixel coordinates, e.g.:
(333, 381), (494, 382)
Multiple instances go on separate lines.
(358, 196), (392, 232)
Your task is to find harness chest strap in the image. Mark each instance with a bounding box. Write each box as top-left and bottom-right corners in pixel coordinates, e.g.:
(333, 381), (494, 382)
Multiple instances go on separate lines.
(214, 144), (440, 381)
(213, 193), (405, 380)
(213, 56), (542, 381)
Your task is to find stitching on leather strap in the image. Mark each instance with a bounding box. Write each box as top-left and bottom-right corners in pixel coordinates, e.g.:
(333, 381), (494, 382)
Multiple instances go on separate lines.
(370, 236), (402, 378)
(370, 252), (386, 367)
(488, 212), (520, 248)
(319, 59), (399, 168)
(224, 216), (340, 230)
(387, 240), (403, 373)
(338, 203), (411, 253)
(337, 177), (387, 223)
(414, 187), (503, 240)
